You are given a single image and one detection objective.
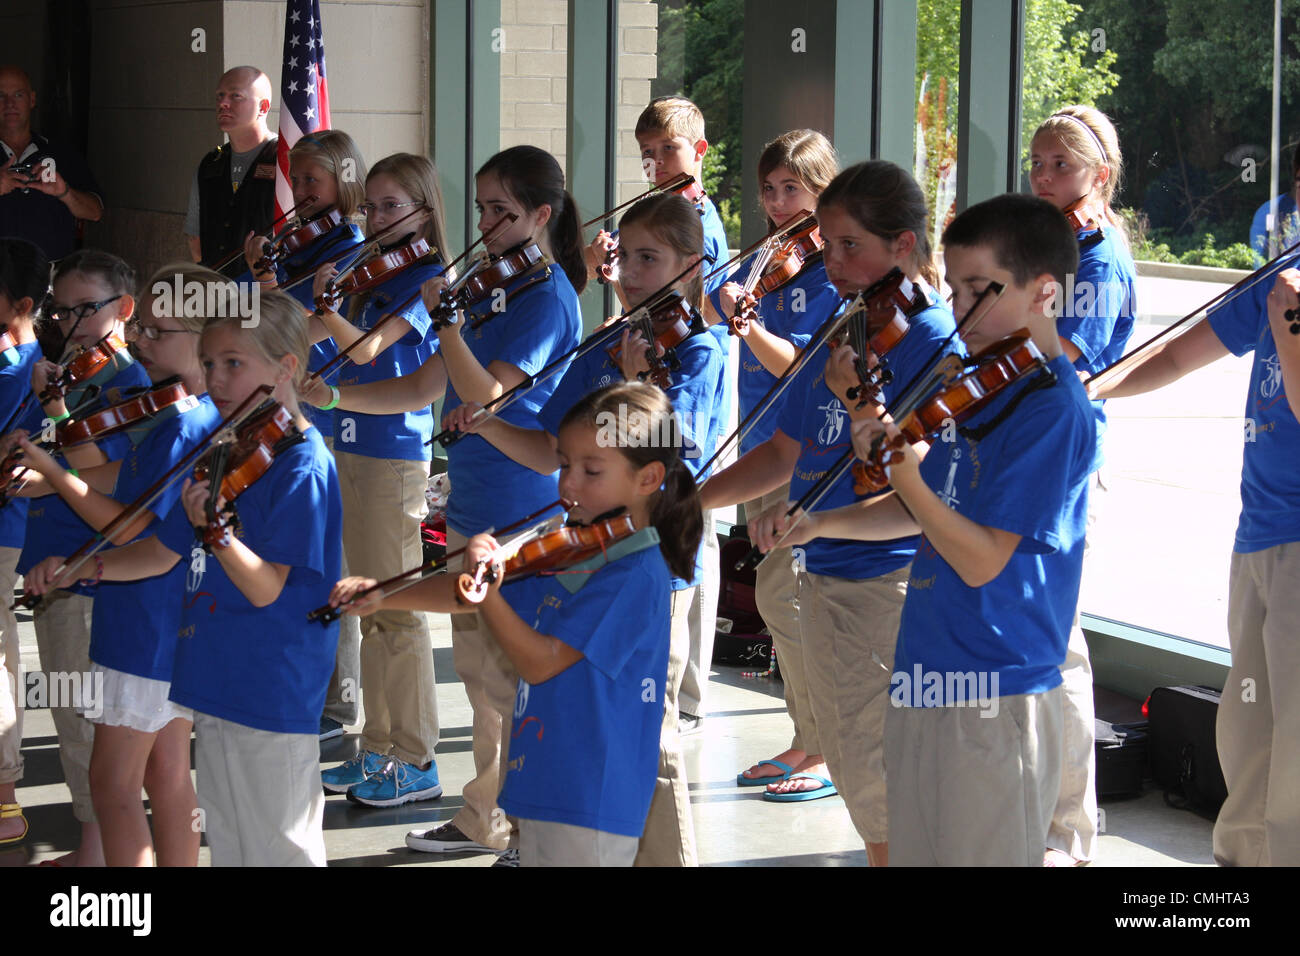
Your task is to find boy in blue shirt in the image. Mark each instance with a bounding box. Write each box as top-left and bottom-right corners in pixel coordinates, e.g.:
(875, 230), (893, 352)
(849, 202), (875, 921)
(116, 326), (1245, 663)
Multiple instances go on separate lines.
(768, 194), (1095, 865)
(1094, 251), (1300, 866)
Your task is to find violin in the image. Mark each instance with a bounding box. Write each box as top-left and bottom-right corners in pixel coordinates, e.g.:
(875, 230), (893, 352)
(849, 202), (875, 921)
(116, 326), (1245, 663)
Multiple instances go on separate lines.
(1061, 195), (1100, 235)
(39, 331), (131, 405)
(456, 509), (639, 604)
(597, 174), (707, 286)
(728, 213), (824, 334)
(429, 240), (550, 331)
(315, 236), (433, 313)
(827, 269), (928, 408)
(605, 291), (697, 389)
(253, 208), (344, 277)
(57, 379), (197, 448)
(191, 400), (304, 550)
(851, 330), (1053, 493)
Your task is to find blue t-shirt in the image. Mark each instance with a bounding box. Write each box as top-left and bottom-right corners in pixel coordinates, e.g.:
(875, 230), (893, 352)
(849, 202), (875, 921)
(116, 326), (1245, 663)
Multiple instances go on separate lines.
(444, 267), (582, 537)
(730, 257), (843, 454)
(893, 353), (1095, 703)
(157, 425), (342, 734)
(1057, 228), (1136, 472)
(699, 196), (735, 445)
(497, 529), (670, 838)
(774, 294), (960, 579)
(332, 261), (442, 461)
(0, 342), (45, 548)
(242, 221), (367, 438)
(90, 396), (224, 681)
(17, 357), (152, 593)
(1208, 258), (1300, 553)
(538, 325), (725, 589)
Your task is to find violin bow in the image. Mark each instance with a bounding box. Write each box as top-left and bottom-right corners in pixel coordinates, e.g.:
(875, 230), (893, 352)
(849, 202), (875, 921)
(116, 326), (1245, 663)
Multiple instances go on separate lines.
(11, 385), (276, 610)
(1086, 238), (1300, 394)
(732, 280), (1008, 570)
(305, 289), (423, 384)
(580, 173), (695, 231)
(308, 498), (572, 623)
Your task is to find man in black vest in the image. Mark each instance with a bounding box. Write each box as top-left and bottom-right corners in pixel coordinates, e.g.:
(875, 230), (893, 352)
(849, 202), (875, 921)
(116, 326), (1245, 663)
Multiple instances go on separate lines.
(183, 66), (278, 274)
(0, 65), (104, 261)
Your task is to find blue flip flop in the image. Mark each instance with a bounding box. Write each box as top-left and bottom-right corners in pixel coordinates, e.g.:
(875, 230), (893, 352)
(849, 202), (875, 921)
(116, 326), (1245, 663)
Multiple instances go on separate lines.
(762, 772), (838, 802)
(736, 759), (794, 787)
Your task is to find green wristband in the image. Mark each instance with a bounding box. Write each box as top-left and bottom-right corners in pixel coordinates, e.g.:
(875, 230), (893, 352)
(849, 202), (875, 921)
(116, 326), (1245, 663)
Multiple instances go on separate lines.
(48, 409), (70, 423)
(321, 386), (341, 411)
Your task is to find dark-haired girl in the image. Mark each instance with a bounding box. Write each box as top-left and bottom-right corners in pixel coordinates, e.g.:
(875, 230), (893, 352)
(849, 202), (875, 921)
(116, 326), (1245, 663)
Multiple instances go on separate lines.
(304, 144), (584, 859)
(330, 382), (701, 866)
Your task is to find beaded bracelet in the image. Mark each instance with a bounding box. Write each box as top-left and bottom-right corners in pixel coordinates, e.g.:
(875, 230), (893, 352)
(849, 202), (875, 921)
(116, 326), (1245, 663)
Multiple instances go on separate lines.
(78, 554), (104, 587)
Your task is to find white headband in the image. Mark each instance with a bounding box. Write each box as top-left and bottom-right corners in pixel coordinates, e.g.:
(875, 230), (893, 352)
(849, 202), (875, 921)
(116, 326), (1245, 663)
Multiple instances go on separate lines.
(1051, 112), (1109, 165)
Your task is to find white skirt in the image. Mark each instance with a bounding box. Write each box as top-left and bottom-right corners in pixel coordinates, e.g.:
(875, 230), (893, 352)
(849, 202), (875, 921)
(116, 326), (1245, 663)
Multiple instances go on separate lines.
(82, 663), (193, 733)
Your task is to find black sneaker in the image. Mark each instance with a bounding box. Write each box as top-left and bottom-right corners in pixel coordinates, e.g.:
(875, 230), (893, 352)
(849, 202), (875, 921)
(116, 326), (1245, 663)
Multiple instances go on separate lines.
(319, 717), (345, 741)
(491, 848), (520, 867)
(679, 712), (704, 736)
(405, 821), (493, 854)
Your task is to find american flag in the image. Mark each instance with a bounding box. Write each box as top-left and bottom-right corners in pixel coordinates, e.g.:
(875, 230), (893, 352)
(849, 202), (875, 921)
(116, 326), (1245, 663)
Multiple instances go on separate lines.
(273, 0), (332, 222)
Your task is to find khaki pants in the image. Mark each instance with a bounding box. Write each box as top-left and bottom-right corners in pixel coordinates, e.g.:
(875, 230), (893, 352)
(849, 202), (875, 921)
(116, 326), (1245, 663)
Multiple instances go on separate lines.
(1214, 542), (1300, 866)
(335, 451), (439, 766)
(520, 818), (639, 867)
(747, 485), (817, 754)
(886, 688), (1064, 866)
(1048, 471), (1105, 861)
(194, 712), (325, 866)
(34, 590), (96, 822)
(635, 585), (698, 867)
(680, 512), (718, 717)
(446, 528), (518, 852)
(0, 547), (22, 785)
(322, 437), (363, 726)
(799, 568), (907, 844)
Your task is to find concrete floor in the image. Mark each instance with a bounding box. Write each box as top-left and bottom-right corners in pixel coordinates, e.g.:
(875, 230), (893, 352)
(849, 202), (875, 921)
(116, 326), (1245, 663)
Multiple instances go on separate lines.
(6, 607), (1215, 868)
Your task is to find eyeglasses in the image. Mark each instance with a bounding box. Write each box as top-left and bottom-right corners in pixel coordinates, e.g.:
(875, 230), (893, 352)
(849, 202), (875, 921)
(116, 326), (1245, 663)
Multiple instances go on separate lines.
(358, 200), (424, 218)
(125, 319), (197, 341)
(48, 295), (124, 323)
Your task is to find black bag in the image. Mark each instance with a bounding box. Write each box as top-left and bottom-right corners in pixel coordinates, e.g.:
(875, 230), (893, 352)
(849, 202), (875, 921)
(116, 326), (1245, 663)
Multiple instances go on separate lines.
(712, 538), (779, 675)
(1094, 719), (1148, 799)
(1147, 685), (1228, 818)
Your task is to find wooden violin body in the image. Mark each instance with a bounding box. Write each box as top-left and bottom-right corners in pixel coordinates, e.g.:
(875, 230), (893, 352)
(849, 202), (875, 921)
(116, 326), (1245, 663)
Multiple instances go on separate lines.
(192, 401), (303, 549)
(828, 269), (927, 407)
(56, 380), (196, 448)
(254, 208), (343, 276)
(851, 330), (1052, 493)
(456, 510), (638, 603)
(605, 293), (695, 388)
(430, 241), (549, 330)
(315, 236), (433, 313)
(40, 331), (130, 404)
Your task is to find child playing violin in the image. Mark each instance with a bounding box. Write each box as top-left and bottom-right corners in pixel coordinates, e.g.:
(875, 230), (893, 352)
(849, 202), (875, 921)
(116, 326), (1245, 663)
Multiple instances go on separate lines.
(766, 193), (1095, 866)
(443, 191), (724, 865)
(24, 289), (343, 866)
(329, 382), (702, 867)
(702, 129), (843, 793)
(0, 238), (48, 850)
(1028, 105), (1137, 867)
(701, 161), (959, 866)
(304, 145), (584, 860)
(7, 248), (149, 866)
(239, 129), (369, 743)
(310, 152), (447, 807)
(1092, 232), (1300, 867)
(13, 263), (223, 866)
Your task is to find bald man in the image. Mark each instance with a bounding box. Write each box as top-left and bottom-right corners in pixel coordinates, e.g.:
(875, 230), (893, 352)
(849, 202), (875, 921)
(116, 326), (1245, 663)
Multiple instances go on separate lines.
(0, 65), (104, 261)
(183, 66), (278, 272)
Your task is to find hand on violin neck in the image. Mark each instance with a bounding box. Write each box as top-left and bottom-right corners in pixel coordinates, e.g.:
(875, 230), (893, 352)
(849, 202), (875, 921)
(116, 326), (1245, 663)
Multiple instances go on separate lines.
(180, 477), (222, 531)
(30, 359), (62, 405)
(460, 533), (505, 600)
(850, 416), (920, 489)
(312, 262), (340, 306)
(615, 327), (658, 382)
(420, 274), (450, 314)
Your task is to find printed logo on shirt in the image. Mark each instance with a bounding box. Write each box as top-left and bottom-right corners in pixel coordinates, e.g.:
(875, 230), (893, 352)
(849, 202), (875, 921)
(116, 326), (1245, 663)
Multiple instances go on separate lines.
(1260, 350), (1283, 400)
(187, 546), (206, 592)
(815, 396), (847, 446)
(938, 446), (962, 509)
(514, 680), (531, 719)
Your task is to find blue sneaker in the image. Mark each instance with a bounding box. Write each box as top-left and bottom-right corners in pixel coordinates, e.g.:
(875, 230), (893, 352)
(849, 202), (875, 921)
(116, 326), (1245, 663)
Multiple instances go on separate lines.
(321, 750), (387, 793)
(347, 758), (443, 807)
